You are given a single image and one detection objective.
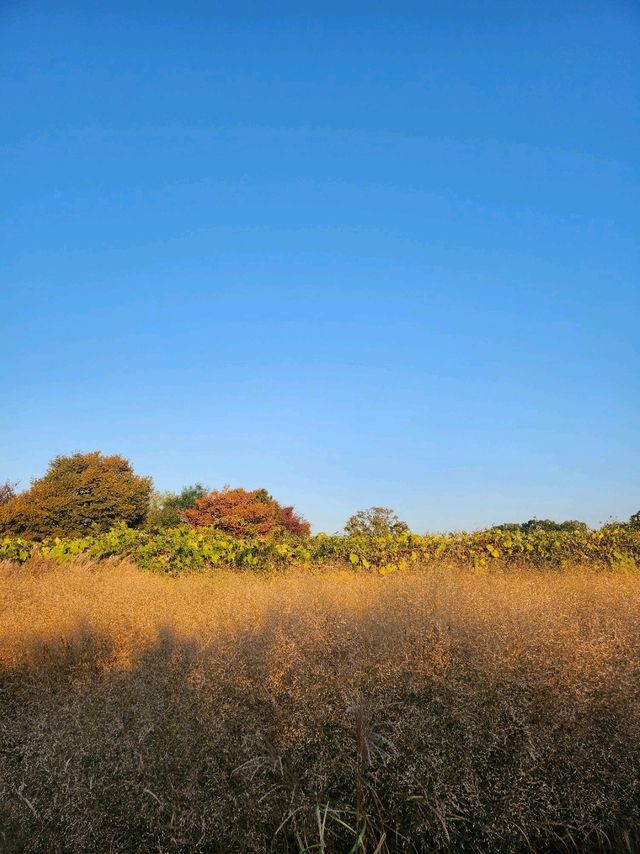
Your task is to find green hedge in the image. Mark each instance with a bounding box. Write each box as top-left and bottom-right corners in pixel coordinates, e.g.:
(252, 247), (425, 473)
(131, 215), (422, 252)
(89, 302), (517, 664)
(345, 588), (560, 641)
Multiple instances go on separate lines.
(2, 523), (639, 575)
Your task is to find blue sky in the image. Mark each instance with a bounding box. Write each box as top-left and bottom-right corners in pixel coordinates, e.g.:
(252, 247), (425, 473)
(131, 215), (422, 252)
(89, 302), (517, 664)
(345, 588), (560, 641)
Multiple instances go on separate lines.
(2, 0), (639, 532)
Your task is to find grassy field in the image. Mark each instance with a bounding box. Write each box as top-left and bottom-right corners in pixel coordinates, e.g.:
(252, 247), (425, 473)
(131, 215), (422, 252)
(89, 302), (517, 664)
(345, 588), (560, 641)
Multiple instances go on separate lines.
(2, 559), (640, 852)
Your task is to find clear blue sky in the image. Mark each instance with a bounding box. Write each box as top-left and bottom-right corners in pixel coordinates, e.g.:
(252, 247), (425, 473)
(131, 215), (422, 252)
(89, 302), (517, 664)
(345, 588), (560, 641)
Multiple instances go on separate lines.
(2, 0), (639, 532)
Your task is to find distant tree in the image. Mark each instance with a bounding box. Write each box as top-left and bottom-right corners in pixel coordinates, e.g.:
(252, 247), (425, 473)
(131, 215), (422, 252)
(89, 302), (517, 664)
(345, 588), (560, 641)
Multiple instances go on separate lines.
(344, 506), (409, 537)
(492, 519), (589, 533)
(629, 510), (640, 530)
(182, 486), (310, 537)
(146, 483), (208, 528)
(0, 452), (152, 539)
(520, 519), (589, 533)
(0, 481), (17, 505)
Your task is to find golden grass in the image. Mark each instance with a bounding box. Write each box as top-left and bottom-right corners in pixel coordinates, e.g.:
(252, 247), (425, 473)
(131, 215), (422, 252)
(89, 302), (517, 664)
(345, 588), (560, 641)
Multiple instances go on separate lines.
(1, 558), (640, 852)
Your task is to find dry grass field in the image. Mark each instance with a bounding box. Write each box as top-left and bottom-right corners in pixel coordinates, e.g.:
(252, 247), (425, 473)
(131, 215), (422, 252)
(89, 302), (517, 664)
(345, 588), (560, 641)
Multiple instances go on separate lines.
(1, 558), (640, 852)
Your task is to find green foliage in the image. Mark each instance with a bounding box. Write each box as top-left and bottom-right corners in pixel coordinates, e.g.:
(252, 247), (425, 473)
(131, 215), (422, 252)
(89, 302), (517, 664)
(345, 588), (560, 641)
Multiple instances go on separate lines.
(521, 518), (590, 533)
(629, 510), (640, 530)
(3, 523), (639, 576)
(493, 518), (590, 533)
(146, 483), (208, 528)
(344, 506), (409, 537)
(0, 452), (152, 539)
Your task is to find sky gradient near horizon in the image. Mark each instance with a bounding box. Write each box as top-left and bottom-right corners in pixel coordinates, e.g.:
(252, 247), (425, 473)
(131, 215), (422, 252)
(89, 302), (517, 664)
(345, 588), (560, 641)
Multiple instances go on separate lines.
(2, 0), (639, 532)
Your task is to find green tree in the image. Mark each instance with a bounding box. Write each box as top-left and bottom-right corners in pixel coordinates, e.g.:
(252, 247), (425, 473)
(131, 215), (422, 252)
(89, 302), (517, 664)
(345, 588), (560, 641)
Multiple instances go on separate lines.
(146, 483), (208, 528)
(520, 519), (589, 533)
(492, 519), (588, 533)
(344, 506), (409, 537)
(629, 510), (640, 530)
(0, 452), (152, 539)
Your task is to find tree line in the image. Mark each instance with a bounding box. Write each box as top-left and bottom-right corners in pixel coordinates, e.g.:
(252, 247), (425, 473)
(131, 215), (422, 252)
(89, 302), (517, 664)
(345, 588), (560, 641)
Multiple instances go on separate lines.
(0, 451), (638, 541)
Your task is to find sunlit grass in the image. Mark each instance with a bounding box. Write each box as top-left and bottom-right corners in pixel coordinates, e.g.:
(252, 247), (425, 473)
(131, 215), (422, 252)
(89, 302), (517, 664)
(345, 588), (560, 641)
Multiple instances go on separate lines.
(1, 558), (640, 851)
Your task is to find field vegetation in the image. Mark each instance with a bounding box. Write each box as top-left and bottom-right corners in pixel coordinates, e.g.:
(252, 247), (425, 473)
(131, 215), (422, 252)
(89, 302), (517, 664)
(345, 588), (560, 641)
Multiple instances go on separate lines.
(2, 521), (640, 575)
(2, 559), (640, 852)
(2, 452), (640, 851)
(1, 453), (638, 576)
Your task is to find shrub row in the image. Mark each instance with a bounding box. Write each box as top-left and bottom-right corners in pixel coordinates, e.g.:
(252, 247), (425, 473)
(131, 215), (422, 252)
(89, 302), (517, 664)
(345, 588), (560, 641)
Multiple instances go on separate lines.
(2, 524), (640, 574)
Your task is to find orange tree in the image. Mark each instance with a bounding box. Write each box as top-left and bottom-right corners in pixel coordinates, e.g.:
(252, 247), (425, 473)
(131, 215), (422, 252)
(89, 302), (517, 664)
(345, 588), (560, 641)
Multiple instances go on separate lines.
(0, 452), (152, 539)
(182, 486), (310, 537)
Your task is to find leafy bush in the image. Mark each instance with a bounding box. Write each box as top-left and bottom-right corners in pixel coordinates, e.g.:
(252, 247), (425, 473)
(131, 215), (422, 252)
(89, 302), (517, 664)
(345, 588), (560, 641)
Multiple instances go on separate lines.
(2, 524), (639, 576)
(145, 483), (209, 528)
(0, 452), (151, 539)
(183, 486), (310, 537)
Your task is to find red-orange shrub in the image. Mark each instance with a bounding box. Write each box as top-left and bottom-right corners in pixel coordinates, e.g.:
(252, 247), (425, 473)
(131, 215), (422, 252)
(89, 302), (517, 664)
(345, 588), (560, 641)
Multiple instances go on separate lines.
(182, 486), (310, 537)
